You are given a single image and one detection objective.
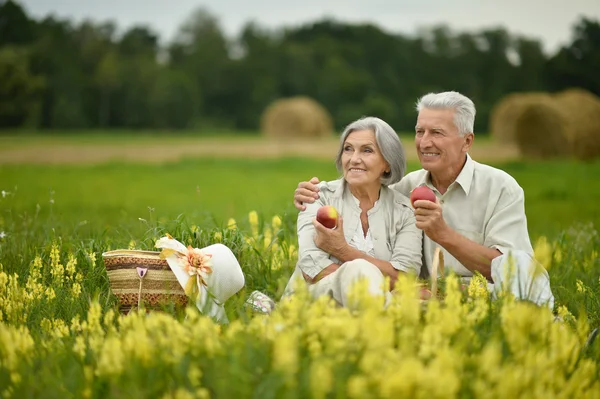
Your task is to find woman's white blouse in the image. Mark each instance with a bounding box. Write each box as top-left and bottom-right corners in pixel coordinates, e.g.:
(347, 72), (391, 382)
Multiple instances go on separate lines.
(294, 178), (423, 279)
(348, 211), (376, 258)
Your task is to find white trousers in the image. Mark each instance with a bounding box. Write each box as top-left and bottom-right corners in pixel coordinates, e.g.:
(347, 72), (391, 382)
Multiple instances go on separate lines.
(285, 250), (555, 310)
(299, 259), (388, 308)
(487, 250), (555, 309)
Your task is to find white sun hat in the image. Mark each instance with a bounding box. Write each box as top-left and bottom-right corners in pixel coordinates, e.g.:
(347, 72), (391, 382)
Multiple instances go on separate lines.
(155, 235), (245, 323)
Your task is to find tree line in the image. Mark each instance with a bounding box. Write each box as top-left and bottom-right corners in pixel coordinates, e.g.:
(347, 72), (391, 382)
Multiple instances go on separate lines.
(1, 0), (598, 133)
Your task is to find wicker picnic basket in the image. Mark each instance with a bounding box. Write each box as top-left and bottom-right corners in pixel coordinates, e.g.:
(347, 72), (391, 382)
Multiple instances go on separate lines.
(102, 249), (189, 314)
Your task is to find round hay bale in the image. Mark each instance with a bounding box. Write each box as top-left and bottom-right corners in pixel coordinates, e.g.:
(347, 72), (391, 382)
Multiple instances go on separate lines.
(513, 97), (570, 159)
(553, 88), (600, 161)
(489, 92), (550, 142)
(261, 96), (334, 138)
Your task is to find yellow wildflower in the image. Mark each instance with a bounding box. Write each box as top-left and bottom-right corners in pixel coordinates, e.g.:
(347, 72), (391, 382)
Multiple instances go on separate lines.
(50, 243), (60, 269)
(248, 210), (259, 238)
(10, 372), (21, 385)
(467, 273), (489, 300)
(96, 336), (125, 377)
(45, 287), (56, 301)
(347, 375), (369, 399)
(162, 388), (195, 399)
(187, 365), (203, 387)
(30, 256), (43, 281)
(0, 324), (34, 370)
(73, 336), (87, 359)
(272, 215), (282, 231)
(272, 330), (299, 385)
(310, 360), (333, 399)
(271, 253), (282, 270)
(87, 251), (97, 269)
(534, 236), (553, 268)
(40, 318), (52, 334)
(263, 226), (273, 248)
(554, 246), (563, 263)
(66, 253), (77, 276)
(227, 218), (237, 230)
(72, 282), (82, 298)
(50, 245), (65, 286)
(576, 279), (587, 294)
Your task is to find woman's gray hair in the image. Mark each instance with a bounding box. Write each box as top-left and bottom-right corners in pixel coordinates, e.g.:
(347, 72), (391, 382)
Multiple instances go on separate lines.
(416, 91), (476, 136)
(335, 116), (406, 186)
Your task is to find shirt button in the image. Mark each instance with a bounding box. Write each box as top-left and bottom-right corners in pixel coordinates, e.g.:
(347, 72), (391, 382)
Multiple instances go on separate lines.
(440, 200), (445, 204)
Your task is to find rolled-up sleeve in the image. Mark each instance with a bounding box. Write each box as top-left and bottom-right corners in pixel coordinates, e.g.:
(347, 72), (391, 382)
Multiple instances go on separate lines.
(484, 185), (534, 256)
(389, 206), (423, 275)
(296, 194), (336, 279)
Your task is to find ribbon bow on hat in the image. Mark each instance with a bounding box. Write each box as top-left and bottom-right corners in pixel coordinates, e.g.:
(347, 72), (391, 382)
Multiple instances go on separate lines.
(155, 234), (245, 323)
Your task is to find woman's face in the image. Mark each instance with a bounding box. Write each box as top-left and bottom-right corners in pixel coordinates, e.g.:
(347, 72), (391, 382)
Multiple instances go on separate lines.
(341, 129), (389, 188)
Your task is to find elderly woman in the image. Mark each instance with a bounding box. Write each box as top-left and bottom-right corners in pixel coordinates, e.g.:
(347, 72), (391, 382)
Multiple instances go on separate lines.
(284, 116), (422, 307)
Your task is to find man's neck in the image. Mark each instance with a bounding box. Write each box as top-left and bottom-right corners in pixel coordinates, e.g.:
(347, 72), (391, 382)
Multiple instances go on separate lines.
(430, 156), (467, 195)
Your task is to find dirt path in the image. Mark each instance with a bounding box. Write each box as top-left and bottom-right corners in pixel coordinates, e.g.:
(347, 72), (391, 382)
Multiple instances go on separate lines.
(0, 137), (520, 164)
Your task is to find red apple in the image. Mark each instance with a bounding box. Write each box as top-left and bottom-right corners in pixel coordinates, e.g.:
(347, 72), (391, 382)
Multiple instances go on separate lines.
(410, 186), (437, 207)
(316, 205), (338, 229)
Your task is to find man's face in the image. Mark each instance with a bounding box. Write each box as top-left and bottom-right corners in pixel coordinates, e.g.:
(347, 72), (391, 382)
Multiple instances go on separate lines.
(415, 108), (473, 176)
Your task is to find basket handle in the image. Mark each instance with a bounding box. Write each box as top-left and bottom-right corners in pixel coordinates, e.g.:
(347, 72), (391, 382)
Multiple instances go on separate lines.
(136, 267), (148, 312)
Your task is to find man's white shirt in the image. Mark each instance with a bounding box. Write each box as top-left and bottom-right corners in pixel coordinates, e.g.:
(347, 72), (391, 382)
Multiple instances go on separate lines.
(391, 154), (534, 278)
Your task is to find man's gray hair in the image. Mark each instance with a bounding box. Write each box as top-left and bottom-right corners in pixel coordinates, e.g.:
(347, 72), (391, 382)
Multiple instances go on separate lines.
(335, 116), (406, 186)
(416, 91), (476, 136)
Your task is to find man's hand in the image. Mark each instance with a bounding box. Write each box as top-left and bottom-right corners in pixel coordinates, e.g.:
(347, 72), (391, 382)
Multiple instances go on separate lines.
(413, 199), (451, 243)
(313, 214), (348, 258)
(294, 177), (321, 211)
(414, 199), (500, 281)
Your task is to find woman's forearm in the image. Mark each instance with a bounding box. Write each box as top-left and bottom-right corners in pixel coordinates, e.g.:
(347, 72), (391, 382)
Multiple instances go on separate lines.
(337, 245), (399, 282)
(303, 263), (340, 283)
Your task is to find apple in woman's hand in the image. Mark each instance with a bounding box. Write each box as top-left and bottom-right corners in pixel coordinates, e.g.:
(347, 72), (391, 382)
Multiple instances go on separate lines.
(316, 205), (338, 229)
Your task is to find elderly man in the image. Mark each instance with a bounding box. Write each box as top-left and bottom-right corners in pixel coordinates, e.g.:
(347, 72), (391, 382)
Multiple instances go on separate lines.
(294, 91), (554, 309)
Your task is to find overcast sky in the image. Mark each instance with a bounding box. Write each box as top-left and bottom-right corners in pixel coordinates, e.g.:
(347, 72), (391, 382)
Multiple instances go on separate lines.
(18, 0), (600, 54)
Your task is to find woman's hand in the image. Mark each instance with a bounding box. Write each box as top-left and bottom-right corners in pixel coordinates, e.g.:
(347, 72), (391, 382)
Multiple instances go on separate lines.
(303, 263), (340, 284)
(294, 177), (321, 211)
(312, 214), (348, 258)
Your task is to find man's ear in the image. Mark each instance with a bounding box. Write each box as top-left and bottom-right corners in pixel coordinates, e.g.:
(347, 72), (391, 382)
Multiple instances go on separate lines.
(462, 133), (474, 152)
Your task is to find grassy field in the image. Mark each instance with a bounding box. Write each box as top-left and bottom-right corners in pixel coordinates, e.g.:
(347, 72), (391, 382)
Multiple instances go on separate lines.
(0, 135), (599, 397)
(0, 157), (598, 238)
(0, 131), (519, 165)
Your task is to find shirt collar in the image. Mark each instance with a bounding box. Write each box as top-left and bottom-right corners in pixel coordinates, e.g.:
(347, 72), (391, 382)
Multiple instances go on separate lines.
(454, 154), (475, 195)
(415, 154), (475, 196)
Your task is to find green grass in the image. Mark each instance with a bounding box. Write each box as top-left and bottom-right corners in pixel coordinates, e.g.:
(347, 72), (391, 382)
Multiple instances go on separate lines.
(1, 156), (598, 309)
(0, 158), (336, 234)
(1, 157), (598, 238)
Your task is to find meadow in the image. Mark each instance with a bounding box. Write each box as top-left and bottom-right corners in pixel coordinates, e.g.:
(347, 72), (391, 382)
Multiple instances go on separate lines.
(0, 134), (599, 398)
